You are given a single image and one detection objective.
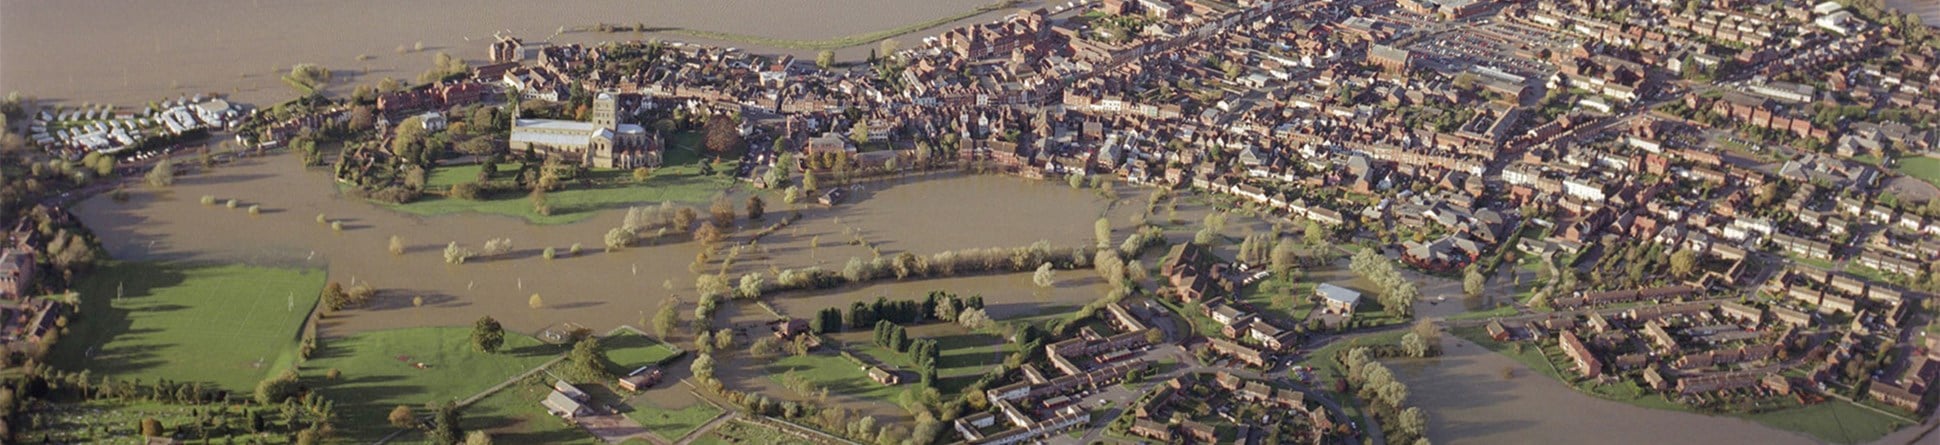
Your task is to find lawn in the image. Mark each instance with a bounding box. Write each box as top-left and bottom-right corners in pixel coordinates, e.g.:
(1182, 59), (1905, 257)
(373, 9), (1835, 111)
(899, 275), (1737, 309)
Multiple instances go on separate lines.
(48, 262), (326, 392)
(766, 352), (908, 404)
(1741, 400), (1908, 444)
(1896, 155), (1940, 188)
(844, 324), (1010, 393)
(1239, 276), (1317, 325)
(625, 400), (723, 440)
(388, 140), (739, 225)
(602, 331), (682, 376)
(303, 327), (564, 441)
(450, 373), (601, 444)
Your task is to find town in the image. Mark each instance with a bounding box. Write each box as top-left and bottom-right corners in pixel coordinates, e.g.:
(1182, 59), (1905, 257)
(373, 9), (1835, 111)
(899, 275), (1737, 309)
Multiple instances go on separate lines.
(0, 0), (1939, 444)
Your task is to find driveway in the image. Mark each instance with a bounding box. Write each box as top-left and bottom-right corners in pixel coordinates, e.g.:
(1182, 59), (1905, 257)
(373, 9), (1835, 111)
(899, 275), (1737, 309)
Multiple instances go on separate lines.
(578, 413), (666, 444)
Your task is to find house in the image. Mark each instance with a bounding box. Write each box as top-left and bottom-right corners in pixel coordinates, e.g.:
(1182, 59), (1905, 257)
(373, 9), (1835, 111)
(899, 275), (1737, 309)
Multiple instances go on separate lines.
(772, 318), (810, 339)
(1208, 338), (1269, 367)
(618, 366), (663, 392)
(1316, 283), (1362, 314)
(0, 247), (34, 299)
(1162, 243), (1228, 302)
(1485, 320), (1511, 341)
(819, 188), (849, 206)
(868, 366), (901, 385)
(1130, 419), (1173, 441)
(1180, 421), (1217, 443)
(542, 382), (594, 419)
(1559, 331), (1601, 378)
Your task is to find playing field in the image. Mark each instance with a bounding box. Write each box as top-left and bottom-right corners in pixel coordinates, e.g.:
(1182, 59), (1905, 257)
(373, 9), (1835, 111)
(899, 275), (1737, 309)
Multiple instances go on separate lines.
(391, 136), (738, 225)
(1897, 156), (1940, 188)
(303, 326), (564, 441)
(48, 262), (326, 392)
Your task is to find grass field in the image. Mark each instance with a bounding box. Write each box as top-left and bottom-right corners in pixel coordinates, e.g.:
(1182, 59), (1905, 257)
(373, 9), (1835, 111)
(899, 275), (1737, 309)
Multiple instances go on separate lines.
(304, 327), (564, 441)
(48, 262), (326, 392)
(626, 400), (723, 440)
(389, 140), (738, 225)
(1741, 399), (1908, 444)
(843, 324), (1010, 394)
(603, 331), (682, 376)
(766, 352), (907, 404)
(1896, 155), (1940, 188)
(461, 374), (602, 444)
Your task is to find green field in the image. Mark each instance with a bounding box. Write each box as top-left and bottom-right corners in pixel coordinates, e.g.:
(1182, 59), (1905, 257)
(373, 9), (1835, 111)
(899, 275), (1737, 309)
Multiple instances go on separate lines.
(766, 352), (907, 404)
(460, 374), (602, 444)
(626, 400), (723, 440)
(388, 140), (738, 225)
(1740, 399), (1908, 444)
(846, 326), (1010, 393)
(1896, 155), (1940, 188)
(603, 331), (682, 376)
(304, 327), (564, 441)
(48, 262), (326, 392)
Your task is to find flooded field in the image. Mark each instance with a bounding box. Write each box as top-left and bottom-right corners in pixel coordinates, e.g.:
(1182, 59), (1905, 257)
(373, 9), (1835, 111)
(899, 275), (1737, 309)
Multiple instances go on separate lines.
(0, 0), (1043, 106)
(1393, 334), (1821, 445)
(72, 153), (1123, 337)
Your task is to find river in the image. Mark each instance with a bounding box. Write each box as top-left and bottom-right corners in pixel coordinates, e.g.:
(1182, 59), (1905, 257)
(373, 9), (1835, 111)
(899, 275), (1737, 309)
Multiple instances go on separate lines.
(0, 0), (1039, 106)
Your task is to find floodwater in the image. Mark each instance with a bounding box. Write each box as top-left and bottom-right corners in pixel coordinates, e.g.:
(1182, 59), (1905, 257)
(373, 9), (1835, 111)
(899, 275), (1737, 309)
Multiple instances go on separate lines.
(1391, 334), (1822, 445)
(71, 153), (1125, 338)
(0, 0), (1043, 106)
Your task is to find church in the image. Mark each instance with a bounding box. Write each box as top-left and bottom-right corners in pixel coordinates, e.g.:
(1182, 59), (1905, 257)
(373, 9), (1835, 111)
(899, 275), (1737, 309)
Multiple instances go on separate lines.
(508, 91), (662, 169)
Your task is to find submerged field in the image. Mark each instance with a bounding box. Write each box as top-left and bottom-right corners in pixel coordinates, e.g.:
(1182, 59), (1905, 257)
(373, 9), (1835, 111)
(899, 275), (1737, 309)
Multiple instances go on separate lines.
(47, 262), (325, 392)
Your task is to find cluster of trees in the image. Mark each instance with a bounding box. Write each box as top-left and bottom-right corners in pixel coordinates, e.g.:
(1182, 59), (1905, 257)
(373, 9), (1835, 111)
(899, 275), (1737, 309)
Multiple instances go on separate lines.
(760, 242), (1095, 297)
(0, 365), (332, 443)
(1349, 249), (1417, 318)
(809, 291), (986, 335)
(1339, 346), (1429, 444)
(471, 316), (504, 353)
(321, 282), (377, 312)
(873, 321), (942, 387)
(419, 52), (471, 83)
(608, 201), (701, 251)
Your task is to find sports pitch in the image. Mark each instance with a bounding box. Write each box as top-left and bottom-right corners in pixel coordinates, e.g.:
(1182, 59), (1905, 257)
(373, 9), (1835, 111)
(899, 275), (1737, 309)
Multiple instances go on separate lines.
(47, 262), (326, 391)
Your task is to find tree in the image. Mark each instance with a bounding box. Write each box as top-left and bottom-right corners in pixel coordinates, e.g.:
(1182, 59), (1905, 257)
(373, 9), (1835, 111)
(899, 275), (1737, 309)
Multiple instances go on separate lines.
(1401, 332), (1429, 358)
(816, 50), (836, 69)
(389, 405), (417, 428)
(140, 417), (164, 437)
(472, 316), (505, 353)
(750, 337), (781, 358)
(528, 293), (544, 309)
(1033, 263), (1056, 288)
(570, 337), (605, 378)
(465, 431), (494, 445)
(481, 238), (513, 257)
(1669, 249), (1698, 279)
(1094, 217), (1113, 250)
(283, 63), (333, 95)
(704, 114), (743, 155)
(714, 328), (735, 350)
(1385, 407), (1425, 439)
(738, 273), (764, 299)
(691, 353), (717, 381)
(444, 242), (472, 264)
(605, 227), (635, 251)
(747, 195), (766, 220)
(428, 400), (463, 445)
(1270, 240), (1300, 274)
(390, 235), (406, 256)
(253, 370), (299, 405)
(652, 301), (680, 338)
(1463, 265), (1486, 298)
(146, 157), (175, 188)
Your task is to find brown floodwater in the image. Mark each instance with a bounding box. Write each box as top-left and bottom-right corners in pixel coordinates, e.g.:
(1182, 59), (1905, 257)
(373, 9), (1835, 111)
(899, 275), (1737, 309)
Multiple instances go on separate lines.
(0, 0), (1044, 106)
(1394, 333), (1826, 445)
(72, 154), (1129, 338)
